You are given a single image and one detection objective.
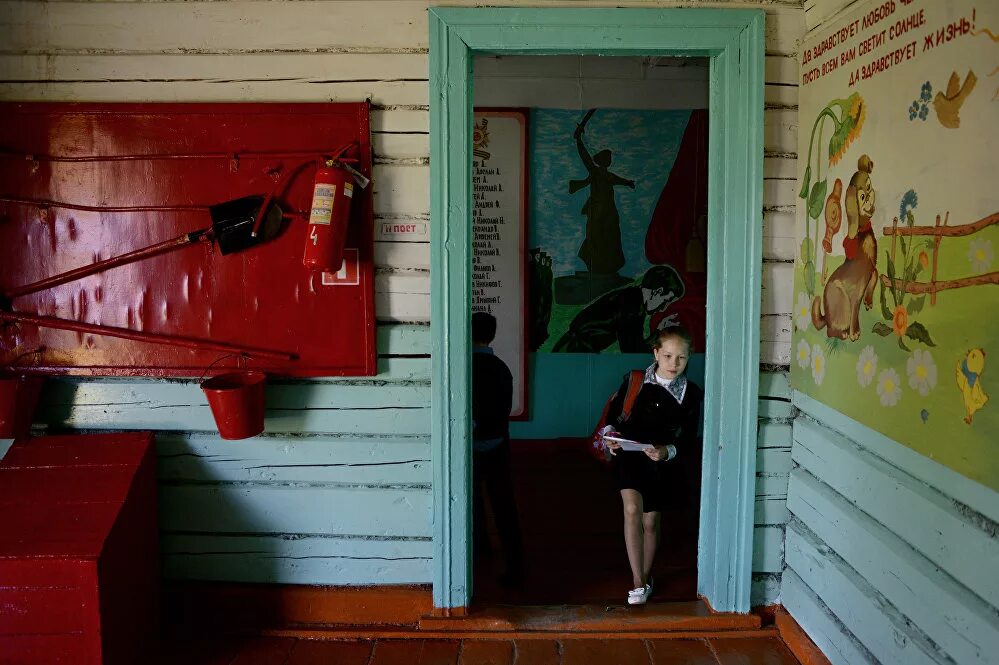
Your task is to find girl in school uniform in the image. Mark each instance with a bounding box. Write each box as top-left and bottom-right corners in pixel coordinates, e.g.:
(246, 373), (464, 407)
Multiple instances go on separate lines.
(599, 325), (703, 605)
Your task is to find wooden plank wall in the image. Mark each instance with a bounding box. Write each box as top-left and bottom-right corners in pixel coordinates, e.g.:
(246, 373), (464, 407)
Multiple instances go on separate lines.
(785, 0), (999, 660)
(0, 0), (804, 596)
(784, 396), (999, 665)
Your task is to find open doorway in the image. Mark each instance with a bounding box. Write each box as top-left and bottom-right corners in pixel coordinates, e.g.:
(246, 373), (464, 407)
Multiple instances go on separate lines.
(430, 7), (765, 614)
(468, 54), (709, 606)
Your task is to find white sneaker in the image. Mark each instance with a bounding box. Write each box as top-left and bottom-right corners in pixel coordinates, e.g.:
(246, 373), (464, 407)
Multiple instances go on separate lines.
(627, 582), (651, 605)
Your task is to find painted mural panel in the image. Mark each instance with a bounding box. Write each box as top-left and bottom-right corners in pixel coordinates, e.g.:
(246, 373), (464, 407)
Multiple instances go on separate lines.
(528, 108), (708, 355)
(793, 0), (999, 490)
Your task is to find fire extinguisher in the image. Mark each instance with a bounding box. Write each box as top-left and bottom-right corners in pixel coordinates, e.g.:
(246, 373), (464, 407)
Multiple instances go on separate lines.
(303, 158), (355, 273)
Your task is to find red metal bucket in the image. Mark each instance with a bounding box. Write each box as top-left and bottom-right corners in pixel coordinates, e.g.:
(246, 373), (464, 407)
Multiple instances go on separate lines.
(0, 373), (44, 438)
(201, 371), (266, 440)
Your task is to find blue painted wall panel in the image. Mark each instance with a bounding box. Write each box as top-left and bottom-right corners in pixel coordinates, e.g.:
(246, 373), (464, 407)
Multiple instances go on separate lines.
(786, 393), (999, 665)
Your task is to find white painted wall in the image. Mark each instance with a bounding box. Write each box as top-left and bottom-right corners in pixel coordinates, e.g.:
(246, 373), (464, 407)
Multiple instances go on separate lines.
(0, 0), (805, 599)
(783, 0), (999, 661)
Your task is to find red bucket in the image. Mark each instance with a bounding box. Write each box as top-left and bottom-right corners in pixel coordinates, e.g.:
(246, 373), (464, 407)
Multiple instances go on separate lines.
(0, 373), (45, 438)
(201, 371), (266, 440)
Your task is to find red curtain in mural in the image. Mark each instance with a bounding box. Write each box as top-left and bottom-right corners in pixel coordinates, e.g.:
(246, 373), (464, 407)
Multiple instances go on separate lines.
(645, 110), (709, 352)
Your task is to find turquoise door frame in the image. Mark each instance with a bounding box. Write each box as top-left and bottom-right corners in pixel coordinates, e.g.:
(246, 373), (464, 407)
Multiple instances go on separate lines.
(429, 7), (765, 613)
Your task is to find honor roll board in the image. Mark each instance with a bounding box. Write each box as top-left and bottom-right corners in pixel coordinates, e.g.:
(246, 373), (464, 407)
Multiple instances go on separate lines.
(0, 103), (375, 377)
(473, 110), (528, 419)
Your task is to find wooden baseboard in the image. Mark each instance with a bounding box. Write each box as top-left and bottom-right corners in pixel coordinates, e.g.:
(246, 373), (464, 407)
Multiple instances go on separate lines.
(775, 607), (832, 665)
(162, 582), (433, 633)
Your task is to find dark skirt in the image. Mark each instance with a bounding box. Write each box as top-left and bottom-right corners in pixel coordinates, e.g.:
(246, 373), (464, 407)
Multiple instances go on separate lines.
(611, 450), (679, 513)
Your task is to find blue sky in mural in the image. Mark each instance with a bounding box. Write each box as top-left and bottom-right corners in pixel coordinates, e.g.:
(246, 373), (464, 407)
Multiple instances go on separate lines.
(530, 108), (692, 278)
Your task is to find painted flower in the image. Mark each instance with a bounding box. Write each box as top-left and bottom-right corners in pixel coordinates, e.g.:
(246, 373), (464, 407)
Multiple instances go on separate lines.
(829, 93), (866, 166)
(795, 292), (812, 331)
(796, 338), (811, 369)
(899, 189), (918, 222)
(906, 349), (937, 396)
(918, 251), (929, 269)
(968, 238), (994, 273)
(908, 101), (920, 120)
(920, 81), (932, 102)
(892, 305), (909, 337)
(856, 345), (878, 387)
(918, 104), (929, 121)
(877, 368), (902, 406)
(811, 344), (826, 385)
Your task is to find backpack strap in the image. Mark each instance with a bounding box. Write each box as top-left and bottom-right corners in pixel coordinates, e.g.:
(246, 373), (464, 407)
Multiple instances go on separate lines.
(619, 369), (645, 423)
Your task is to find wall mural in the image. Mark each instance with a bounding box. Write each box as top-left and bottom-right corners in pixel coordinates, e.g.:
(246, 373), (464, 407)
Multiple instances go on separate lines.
(793, 0), (999, 490)
(528, 108), (708, 354)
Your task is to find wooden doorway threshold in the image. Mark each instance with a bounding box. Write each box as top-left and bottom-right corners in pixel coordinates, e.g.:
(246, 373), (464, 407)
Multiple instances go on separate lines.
(262, 599), (764, 641)
(166, 583), (764, 641)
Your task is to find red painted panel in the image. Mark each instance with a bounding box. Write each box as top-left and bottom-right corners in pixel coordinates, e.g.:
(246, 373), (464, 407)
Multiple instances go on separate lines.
(0, 503), (120, 558)
(0, 634), (93, 665)
(0, 103), (375, 377)
(0, 435), (147, 468)
(0, 466), (138, 504)
(0, 588), (89, 635)
(0, 432), (156, 665)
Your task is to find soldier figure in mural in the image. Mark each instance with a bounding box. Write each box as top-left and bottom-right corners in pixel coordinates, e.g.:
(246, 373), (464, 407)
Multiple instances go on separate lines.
(552, 265), (685, 354)
(528, 248), (554, 351)
(555, 109), (637, 305)
(571, 108), (636, 274)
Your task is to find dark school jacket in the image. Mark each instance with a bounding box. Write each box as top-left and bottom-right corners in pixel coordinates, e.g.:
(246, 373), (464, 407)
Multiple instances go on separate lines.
(605, 373), (703, 456)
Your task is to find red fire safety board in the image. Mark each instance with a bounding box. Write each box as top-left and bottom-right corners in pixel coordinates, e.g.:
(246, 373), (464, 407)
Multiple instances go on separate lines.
(0, 103), (376, 376)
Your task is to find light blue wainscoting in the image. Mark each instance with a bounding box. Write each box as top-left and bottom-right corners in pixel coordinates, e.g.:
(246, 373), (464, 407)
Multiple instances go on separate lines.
(783, 392), (999, 665)
(510, 352), (705, 439)
(32, 323), (434, 586)
(751, 371), (792, 607)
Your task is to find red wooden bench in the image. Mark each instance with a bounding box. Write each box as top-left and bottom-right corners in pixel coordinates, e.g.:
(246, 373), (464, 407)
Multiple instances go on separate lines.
(0, 432), (158, 664)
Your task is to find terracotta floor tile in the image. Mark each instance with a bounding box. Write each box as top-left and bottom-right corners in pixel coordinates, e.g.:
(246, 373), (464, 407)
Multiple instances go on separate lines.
(158, 637), (243, 665)
(511, 640), (562, 665)
(459, 639), (515, 665)
(646, 639), (718, 665)
(229, 637), (297, 665)
(560, 639), (651, 665)
(286, 639), (374, 665)
(711, 637), (800, 665)
(417, 639), (462, 665)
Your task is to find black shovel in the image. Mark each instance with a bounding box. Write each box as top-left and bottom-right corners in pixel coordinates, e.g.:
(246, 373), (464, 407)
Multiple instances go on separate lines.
(3, 195), (284, 302)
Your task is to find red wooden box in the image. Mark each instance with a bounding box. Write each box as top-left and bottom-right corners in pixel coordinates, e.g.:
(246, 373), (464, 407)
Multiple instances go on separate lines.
(0, 433), (158, 665)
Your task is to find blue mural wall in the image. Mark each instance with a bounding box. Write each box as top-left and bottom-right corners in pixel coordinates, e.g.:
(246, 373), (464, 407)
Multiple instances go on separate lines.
(515, 108), (707, 438)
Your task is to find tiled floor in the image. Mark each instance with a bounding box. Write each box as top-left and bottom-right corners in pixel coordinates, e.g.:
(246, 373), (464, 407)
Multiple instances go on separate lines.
(160, 636), (803, 664)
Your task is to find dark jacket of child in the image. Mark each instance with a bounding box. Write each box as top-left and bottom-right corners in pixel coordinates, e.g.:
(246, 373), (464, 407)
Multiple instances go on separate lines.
(605, 367), (703, 509)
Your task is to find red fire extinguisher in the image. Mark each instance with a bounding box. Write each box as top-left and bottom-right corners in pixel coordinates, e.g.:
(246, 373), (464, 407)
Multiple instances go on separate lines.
(303, 158), (355, 273)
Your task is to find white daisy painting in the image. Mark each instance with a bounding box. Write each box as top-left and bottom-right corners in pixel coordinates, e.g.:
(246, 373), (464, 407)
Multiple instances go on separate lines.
(856, 345), (878, 387)
(811, 344), (826, 385)
(906, 349), (938, 396)
(877, 368), (902, 407)
(968, 238), (993, 273)
(795, 293), (811, 332)
(797, 338), (811, 369)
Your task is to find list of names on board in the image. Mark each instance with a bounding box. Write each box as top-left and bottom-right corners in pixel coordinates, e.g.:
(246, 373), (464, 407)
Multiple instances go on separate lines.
(472, 111), (527, 418)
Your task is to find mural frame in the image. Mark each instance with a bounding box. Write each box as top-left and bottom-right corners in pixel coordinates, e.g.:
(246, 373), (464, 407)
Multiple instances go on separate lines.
(429, 7), (765, 613)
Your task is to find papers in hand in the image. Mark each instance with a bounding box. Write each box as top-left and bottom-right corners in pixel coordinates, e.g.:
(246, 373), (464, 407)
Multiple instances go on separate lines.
(602, 434), (655, 452)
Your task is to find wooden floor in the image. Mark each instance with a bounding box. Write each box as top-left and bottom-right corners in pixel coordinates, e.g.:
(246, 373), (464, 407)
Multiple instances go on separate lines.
(160, 635), (803, 664)
(475, 439), (700, 606)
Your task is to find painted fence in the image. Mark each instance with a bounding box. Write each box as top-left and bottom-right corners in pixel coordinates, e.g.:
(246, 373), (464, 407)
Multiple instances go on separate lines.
(0, 0), (805, 602)
(882, 211), (999, 304)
